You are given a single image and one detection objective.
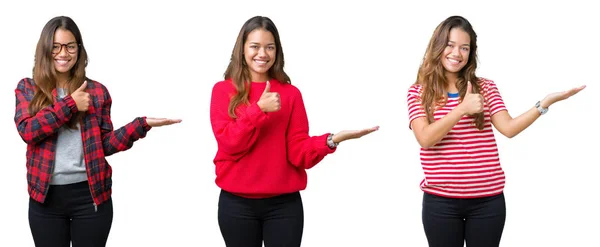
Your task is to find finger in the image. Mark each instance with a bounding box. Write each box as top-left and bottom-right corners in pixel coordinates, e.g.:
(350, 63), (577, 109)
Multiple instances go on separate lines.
(263, 81), (271, 94)
(466, 81), (473, 94)
(76, 81), (88, 92)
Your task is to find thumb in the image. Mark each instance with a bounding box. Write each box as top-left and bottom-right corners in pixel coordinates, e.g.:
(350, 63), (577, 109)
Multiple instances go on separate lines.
(263, 81), (270, 94)
(76, 81), (88, 92)
(465, 81), (473, 95)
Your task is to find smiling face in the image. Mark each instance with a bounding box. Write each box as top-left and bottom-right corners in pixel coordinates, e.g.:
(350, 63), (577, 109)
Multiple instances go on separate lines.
(441, 27), (471, 76)
(243, 28), (276, 82)
(52, 28), (78, 80)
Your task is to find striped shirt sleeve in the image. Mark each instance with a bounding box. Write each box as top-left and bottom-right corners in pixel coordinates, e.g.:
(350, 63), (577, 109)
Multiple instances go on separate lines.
(480, 79), (507, 116)
(407, 84), (426, 129)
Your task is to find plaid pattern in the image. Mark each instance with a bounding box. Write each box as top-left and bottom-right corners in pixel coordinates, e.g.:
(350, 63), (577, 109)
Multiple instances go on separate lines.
(14, 78), (151, 205)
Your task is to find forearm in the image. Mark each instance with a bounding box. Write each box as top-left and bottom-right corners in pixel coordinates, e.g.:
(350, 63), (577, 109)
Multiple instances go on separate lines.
(212, 103), (267, 156)
(102, 117), (151, 156)
(15, 96), (77, 144)
(287, 133), (334, 169)
(416, 107), (466, 148)
(501, 107), (541, 138)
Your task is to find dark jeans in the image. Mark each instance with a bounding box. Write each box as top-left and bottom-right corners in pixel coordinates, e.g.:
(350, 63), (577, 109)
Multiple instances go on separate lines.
(422, 192), (506, 247)
(218, 190), (304, 247)
(29, 181), (113, 247)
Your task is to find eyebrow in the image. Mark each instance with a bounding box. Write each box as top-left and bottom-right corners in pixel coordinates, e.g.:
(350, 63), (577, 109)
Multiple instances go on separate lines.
(248, 42), (275, 46)
(448, 41), (470, 46)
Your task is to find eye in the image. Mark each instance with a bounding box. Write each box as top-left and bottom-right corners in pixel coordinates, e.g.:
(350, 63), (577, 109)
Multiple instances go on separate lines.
(462, 47), (469, 51)
(267, 46), (275, 50)
(250, 45), (258, 49)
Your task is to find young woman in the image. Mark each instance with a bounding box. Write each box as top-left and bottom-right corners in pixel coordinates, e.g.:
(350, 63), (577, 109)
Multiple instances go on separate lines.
(14, 16), (181, 247)
(406, 16), (585, 247)
(210, 16), (378, 247)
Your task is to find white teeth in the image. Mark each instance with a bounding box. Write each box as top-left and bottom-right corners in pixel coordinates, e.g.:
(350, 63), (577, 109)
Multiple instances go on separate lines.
(447, 58), (460, 64)
(254, 60), (267, 64)
(56, 60), (69, 65)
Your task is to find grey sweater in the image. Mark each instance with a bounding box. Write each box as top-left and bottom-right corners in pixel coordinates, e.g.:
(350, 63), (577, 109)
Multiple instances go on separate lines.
(49, 88), (88, 185)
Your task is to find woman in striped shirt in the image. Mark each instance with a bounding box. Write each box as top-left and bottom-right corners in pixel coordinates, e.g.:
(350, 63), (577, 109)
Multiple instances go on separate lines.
(406, 16), (585, 247)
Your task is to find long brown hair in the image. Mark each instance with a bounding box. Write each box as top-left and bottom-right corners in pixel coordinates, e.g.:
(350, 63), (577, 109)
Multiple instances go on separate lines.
(224, 16), (291, 118)
(415, 16), (484, 130)
(30, 16), (88, 129)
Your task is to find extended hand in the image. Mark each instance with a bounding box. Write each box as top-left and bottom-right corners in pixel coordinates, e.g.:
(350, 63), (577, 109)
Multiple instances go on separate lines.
(332, 126), (379, 143)
(541, 85), (586, 108)
(146, 117), (182, 127)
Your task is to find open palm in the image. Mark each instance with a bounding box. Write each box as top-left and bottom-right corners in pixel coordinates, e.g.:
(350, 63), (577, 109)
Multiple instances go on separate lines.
(544, 85), (586, 106)
(146, 117), (182, 127)
(333, 126), (379, 143)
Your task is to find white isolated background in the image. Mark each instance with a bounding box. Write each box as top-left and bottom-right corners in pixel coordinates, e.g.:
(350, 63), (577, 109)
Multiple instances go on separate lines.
(0, 0), (597, 246)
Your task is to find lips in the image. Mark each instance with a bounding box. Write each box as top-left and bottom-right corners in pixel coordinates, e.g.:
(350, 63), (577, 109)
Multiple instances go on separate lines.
(446, 57), (461, 65)
(55, 59), (70, 66)
(254, 59), (268, 65)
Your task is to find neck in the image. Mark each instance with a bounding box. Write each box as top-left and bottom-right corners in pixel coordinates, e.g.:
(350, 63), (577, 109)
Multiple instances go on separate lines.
(56, 73), (70, 88)
(250, 72), (269, 83)
(445, 71), (458, 92)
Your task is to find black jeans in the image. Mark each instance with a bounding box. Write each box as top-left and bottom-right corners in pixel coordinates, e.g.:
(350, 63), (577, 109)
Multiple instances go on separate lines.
(218, 190), (304, 247)
(422, 192), (506, 247)
(29, 181), (113, 247)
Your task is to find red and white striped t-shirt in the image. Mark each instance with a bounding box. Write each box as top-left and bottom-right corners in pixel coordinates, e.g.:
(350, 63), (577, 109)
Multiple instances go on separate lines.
(406, 78), (508, 198)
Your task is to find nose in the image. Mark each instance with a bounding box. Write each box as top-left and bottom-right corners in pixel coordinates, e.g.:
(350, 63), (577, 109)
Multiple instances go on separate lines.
(58, 45), (69, 56)
(258, 47), (267, 57)
(451, 46), (461, 57)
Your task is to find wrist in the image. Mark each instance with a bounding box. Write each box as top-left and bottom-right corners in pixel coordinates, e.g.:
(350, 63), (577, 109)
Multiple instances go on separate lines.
(328, 133), (340, 148)
(539, 99), (552, 108)
(331, 133), (342, 144)
(456, 104), (468, 116)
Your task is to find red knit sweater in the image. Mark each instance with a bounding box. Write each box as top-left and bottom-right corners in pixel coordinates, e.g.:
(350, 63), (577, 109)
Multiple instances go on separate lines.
(210, 79), (336, 198)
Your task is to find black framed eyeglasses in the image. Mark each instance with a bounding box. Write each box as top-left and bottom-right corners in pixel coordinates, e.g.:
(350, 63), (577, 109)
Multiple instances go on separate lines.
(52, 42), (79, 54)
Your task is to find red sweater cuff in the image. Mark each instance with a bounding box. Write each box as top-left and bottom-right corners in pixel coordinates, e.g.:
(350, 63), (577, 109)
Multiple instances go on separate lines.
(314, 133), (336, 155)
(246, 103), (268, 127)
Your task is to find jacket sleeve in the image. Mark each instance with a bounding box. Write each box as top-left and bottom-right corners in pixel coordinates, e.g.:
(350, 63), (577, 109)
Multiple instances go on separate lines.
(14, 78), (77, 144)
(99, 85), (151, 156)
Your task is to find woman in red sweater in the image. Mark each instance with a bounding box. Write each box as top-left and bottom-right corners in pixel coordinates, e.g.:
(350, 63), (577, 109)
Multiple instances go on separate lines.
(14, 16), (181, 247)
(406, 16), (585, 247)
(210, 16), (378, 246)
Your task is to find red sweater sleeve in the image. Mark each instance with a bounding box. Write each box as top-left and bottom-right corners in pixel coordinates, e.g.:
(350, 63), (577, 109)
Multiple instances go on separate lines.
(286, 88), (335, 169)
(210, 81), (269, 159)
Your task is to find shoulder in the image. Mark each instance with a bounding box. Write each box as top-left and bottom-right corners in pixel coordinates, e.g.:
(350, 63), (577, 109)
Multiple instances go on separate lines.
(16, 77), (35, 90)
(277, 80), (301, 94)
(476, 77), (501, 95)
(212, 79), (235, 93)
(476, 77), (498, 88)
(407, 83), (423, 96)
(85, 79), (111, 98)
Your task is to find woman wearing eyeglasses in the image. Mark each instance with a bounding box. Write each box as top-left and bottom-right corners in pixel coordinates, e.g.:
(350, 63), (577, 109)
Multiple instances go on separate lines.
(14, 16), (181, 247)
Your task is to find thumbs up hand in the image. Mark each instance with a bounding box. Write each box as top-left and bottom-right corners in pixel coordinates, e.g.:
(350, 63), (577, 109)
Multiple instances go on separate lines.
(460, 81), (484, 115)
(257, 81), (281, 112)
(71, 80), (91, 112)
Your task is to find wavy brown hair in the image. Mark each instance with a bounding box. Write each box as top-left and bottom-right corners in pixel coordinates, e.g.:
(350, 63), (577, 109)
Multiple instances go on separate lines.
(224, 16), (291, 118)
(30, 16), (88, 129)
(415, 16), (484, 130)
